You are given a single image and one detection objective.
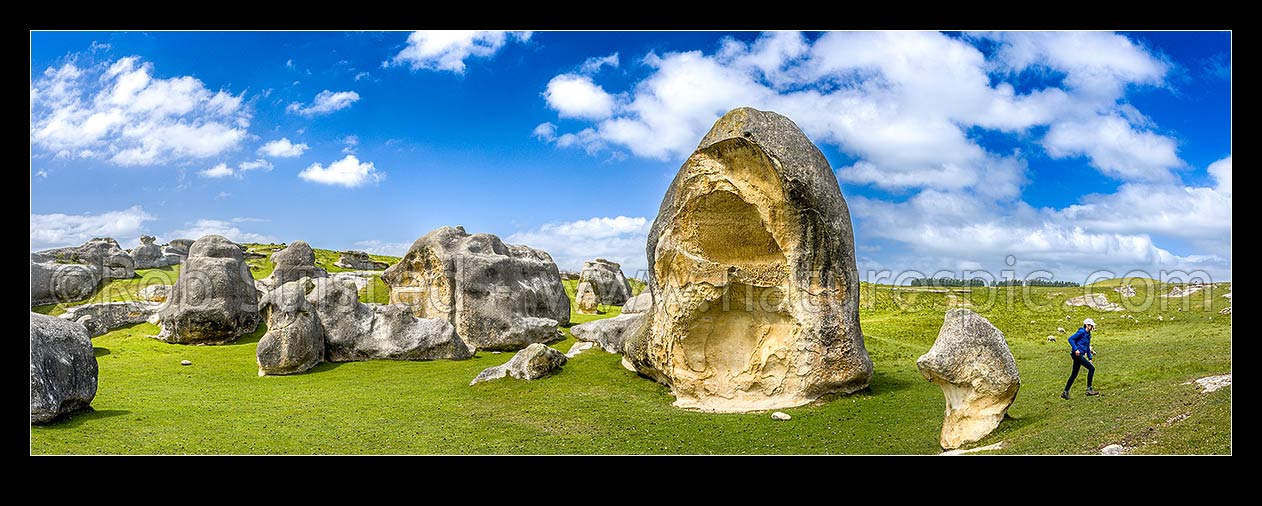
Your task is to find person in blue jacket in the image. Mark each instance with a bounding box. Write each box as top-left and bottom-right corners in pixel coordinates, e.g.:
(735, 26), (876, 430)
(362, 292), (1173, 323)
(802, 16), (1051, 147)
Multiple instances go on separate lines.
(1062, 318), (1099, 399)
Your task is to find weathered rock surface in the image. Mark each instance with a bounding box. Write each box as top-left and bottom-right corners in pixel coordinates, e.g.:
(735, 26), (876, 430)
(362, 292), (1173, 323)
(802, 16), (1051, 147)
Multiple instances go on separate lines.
(30, 261), (100, 306)
(1100, 444), (1127, 455)
(570, 313), (647, 354)
(1192, 373), (1231, 393)
(382, 226), (569, 351)
(575, 281), (599, 314)
(264, 240), (327, 288)
(163, 238), (194, 257)
(32, 237), (135, 280)
(771, 412), (791, 421)
(559, 271), (580, 281)
(131, 235), (181, 269)
(917, 309), (1021, 450)
(622, 107), (872, 413)
(621, 291), (653, 314)
(1165, 285), (1204, 298)
(329, 271), (378, 290)
(305, 277), (472, 362)
(156, 235), (260, 344)
(256, 278), (325, 376)
(1065, 293), (1124, 311)
(60, 301), (162, 337)
(30, 313), (98, 424)
(1113, 285), (1136, 297)
(566, 341), (594, 358)
(139, 284), (172, 303)
(334, 250), (389, 270)
(579, 258), (632, 305)
(470, 343), (567, 385)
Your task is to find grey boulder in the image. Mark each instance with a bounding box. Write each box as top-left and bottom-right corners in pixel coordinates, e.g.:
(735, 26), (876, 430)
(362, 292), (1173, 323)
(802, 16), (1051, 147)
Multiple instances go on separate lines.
(470, 343), (567, 385)
(30, 313), (98, 424)
(256, 278), (325, 376)
(334, 250), (389, 270)
(382, 226), (569, 351)
(306, 277), (472, 362)
(264, 240), (327, 288)
(30, 261), (100, 306)
(156, 235), (260, 344)
(138, 284), (172, 303)
(621, 291), (652, 314)
(579, 258), (632, 305)
(132, 235), (180, 269)
(163, 238), (194, 258)
(60, 301), (162, 337)
(570, 313), (647, 354)
(32, 237), (135, 280)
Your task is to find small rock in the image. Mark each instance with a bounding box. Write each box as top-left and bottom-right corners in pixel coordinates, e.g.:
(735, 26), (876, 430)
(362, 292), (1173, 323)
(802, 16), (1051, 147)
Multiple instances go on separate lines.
(771, 412), (791, 421)
(492, 351), (501, 354)
(181, 360), (192, 366)
(1193, 374), (1231, 393)
(1100, 444), (1126, 455)
(565, 341), (594, 358)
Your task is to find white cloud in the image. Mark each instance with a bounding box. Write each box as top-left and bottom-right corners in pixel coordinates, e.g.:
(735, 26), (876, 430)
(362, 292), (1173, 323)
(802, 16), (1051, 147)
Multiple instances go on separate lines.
(239, 159), (273, 171)
(298, 154), (384, 187)
(1042, 114), (1181, 181)
(1208, 155), (1231, 195)
(30, 55), (250, 166)
(285, 59), (295, 69)
(985, 31), (1168, 102)
(35, 169), (49, 178)
(30, 205), (155, 251)
(199, 162), (234, 178)
(579, 53), (619, 74)
(167, 219), (276, 244)
(258, 137), (309, 158)
(354, 71), (372, 81)
(216, 192), (231, 199)
(532, 122), (557, 142)
(286, 90), (360, 116)
(231, 217), (269, 223)
(352, 239), (412, 257)
(506, 216), (651, 275)
(386, 30), (531, 74)
(544, 74), (616, 120)
(341, 135), (359, 154)
(1057, 183), (1231, 241)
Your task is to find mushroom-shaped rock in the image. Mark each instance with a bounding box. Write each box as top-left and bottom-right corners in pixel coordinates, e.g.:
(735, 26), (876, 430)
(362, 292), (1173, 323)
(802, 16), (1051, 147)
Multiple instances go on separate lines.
(264, 240), (328, 288)
(30, 313), (98, 424)
(575, 281), (600, 314)
(470, 343), (567, 385)
(155, 235), (260, 344)
(256, 277), (325, 375)
(381, 226), (569, 351)
(570, 313), (647, 354)
(916, 308), (1021, 450)
(621, 291), (653, 314)
(622, 107), (872, 412)
(306, 277), (472, 362)
(578, 258), (632, 305)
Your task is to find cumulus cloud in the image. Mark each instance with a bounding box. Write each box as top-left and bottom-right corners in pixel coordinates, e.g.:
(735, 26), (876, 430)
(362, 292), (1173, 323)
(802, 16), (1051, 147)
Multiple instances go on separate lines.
(352, 239), (412, 257)
(506, 216), (651, 275)
(198, 162), (234, 178)
(544, 74), (616, 120)
(386, 31), (531, 74)
(29, 55), (250, 166)
(286, 90), (360, 116)
(1042, 114), (1181, 181)
(298, 154), (384, 187)
(239, 159), (273, 171)
(167, 219), (276, 244)
(579, 53), (619, 74)
(532, 122), (557, 142)
(258, 137), (309, 158)
(31, 205), (155, 251)
(1208, 155), (1231, 195)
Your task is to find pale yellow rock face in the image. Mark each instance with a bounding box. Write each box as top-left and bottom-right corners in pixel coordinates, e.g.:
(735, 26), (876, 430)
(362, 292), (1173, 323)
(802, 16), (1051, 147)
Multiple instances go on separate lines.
(917, 309), (1021, 449)
(624, 107), (872, 413)
(576, 281), (599, 315)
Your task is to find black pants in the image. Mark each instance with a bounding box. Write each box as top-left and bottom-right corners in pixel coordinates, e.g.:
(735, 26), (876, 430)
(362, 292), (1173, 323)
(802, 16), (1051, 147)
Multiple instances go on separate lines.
(1065, 352), (1095, 391)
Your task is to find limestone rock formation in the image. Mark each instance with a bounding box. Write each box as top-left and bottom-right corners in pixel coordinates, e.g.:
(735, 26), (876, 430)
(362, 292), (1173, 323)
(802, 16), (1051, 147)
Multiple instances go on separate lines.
(263, 240), (327, 288)
(334, 250), (389, 270)
(163, 238), (194, 258)
(306, 277), (472, 362)
(30, 313), (98, 424)
(382, 226), (569, 351)
(139, 284), (172, 303)
(60, 301), (163, 337)
(1113, 285), (1136, 297)
(470, 343), (567, 385)
(579, 258), (632, 305)
(570, 313), (647, 354)
(622, 107), (873, 412)
(622, 291), (653, 314)
(575, 281), (600, 314)
(32, 237), (136, 280)
(132, 235), (181, 269)
(256, 278), (325, 376)
(1065, 293), (1124, 311)
(156, 235), (260, 344)
(916, 309), (1021, 450)
(566, 341), (594, 358)
(30, 261), (100, 306)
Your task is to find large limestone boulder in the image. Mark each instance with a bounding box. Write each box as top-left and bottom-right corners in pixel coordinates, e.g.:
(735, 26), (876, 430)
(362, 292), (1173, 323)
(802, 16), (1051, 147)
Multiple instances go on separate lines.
(163, 238), (194, 258)
(570, 313), (647, 354)
(32, 237), (135, 280)
(263, 240), (327, 288)
(622, 291), (652, 314)
(916, 308), (1021, 450)
(1065, 293), (1124, 311)
(381, 226), (569, 351)
(30, 261), (101, 306)
(579, 258), (632, 305)
(132, 235), (180, 269)
(60, 301), (162, 337)
(622, 107), (872, 413)
(30, 313), (98, 424)
(306, 277), (472, 362)
(334, 250), (389, 270)
(470, 343), (567, 385)
(256, 278), (325, 376)
(156, 235), (260, 344)
(139, 284), (172, 303)
(575, 281), (599, 314)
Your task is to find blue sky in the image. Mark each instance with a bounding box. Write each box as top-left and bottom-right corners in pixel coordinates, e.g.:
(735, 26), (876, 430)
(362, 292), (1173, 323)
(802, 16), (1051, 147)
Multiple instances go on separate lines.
(30, 31), (1231, 283)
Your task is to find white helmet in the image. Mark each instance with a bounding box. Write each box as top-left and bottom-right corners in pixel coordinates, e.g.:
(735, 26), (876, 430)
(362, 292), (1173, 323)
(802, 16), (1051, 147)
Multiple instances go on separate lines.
(1083, 318), (1097, 327)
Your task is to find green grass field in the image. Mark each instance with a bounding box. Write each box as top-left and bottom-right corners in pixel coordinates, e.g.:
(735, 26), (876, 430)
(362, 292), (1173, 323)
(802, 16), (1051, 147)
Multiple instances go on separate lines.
(31, 262), (1231, 454)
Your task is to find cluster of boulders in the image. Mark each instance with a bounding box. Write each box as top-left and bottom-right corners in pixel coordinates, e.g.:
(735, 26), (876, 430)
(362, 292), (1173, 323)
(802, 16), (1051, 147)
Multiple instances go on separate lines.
(31, 236), (190, 306)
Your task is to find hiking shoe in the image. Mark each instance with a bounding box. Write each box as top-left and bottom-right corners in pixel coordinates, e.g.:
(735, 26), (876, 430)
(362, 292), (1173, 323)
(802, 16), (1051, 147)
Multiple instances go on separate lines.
(1086, 388), (1100, 396)
(1061, 390), (1070, 400)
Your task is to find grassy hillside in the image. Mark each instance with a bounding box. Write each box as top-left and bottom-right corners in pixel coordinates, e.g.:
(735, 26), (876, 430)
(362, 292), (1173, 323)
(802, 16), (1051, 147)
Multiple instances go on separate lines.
(32, 265), (1230, 454)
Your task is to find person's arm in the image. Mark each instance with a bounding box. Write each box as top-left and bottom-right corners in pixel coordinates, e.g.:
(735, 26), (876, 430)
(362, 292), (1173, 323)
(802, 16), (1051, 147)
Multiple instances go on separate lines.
(1070, 329), (1084, 355)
